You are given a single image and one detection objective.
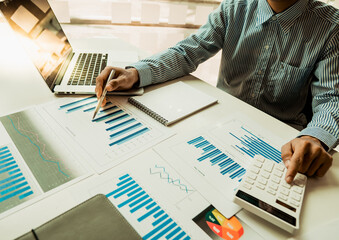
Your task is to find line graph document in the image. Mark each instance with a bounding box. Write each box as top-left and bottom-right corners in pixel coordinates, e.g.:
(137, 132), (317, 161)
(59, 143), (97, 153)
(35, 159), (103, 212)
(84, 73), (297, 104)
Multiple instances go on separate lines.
(41, 96), (174, 173)
(0, 108), (89, 218)
(154, 113), (285, 218)
(72, 149), (211, 240)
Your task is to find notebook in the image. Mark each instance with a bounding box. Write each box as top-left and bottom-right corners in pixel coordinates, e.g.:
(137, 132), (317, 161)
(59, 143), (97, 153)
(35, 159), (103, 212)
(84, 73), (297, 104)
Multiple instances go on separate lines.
(128, 81), (218, 126)
(0, 0), (143, 96)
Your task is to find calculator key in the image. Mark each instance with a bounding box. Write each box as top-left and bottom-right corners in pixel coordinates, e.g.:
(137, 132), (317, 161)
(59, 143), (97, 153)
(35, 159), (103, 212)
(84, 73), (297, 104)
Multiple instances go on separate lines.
(275, 164), (285, 172)
(258, 177), (268, 186)
(281, 182), (292, 189)
(268, 182), (278, 191)
(250, 166), (260, 174)
(278, 195), (288, 202)
(291, 193), (301, 202)
(292, 186), (303, 194)
(247, 173), (257, 180)
(271, 176), (281, 184)
(256, 183), (265, 190)
(289, 199), (300, 207)
(254, 161), (263, 168)
(264, 162), (274, 172)
(243, 183), (252, 190)
(267, 189), (276, 196)
(280, 188), (290, 196)
(245, 177), (255, 185)
(256, 156), (265, 163)
(260, 171), (270, 179)
(273, 170), (283, 178)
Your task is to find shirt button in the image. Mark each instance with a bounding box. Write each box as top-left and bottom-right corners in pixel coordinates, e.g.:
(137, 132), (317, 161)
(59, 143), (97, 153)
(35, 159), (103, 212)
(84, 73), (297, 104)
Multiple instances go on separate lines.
(272, 16), (277, 21)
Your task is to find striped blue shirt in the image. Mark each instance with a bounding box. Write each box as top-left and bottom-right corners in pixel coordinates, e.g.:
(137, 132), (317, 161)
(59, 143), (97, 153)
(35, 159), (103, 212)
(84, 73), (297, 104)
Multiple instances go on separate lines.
(130, 0), (339, 150)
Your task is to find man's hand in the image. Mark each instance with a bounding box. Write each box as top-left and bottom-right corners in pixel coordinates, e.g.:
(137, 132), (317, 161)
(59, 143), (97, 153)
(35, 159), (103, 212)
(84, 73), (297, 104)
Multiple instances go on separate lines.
(281, 136), (332, 184)
(95, 66), (139, 106)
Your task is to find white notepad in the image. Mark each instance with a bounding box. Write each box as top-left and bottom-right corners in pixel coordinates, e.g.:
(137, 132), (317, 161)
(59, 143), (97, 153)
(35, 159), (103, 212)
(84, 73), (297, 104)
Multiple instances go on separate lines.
(128, 81), (218, 126)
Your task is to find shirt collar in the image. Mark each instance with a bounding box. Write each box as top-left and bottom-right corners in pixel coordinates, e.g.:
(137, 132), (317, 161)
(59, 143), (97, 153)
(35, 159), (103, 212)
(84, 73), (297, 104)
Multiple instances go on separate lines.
(256, 0), (309, 34)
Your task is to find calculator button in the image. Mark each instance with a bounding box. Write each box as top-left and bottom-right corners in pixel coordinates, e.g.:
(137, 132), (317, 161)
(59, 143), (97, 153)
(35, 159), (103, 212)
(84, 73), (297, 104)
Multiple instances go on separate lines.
(291, 194), (301, 202)
(280, 188), (290, 196)
(243, 183), (252, 190)
(260, 171), (270, 179)
(267, 189), (276, 196)
(258, 177), (267, 186)
(256, 156), (265, 163)
(278, 195), (288, 202)
(245, 177), (255, 185)
(271, 176), (281, 184)
(281, 182), (292, 189)
(268, 182), (279, 191)
(248, 173), (257, 180)
(292, 186), (303, 194)
(254, 161), (263, 168)
(264, 162), (274, 172)
(275, 164), (285, 172)
(256, 183), (265, 190)
(250, 166), (260, 174)
(273, 171), (283, 178)
(290, 199), (300, 207)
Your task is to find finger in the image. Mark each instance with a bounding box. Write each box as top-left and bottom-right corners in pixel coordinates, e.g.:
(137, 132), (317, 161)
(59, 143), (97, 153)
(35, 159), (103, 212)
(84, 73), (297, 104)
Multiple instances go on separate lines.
(285, 147), (304, 183)
(315, 159), (332, 177)
(106, 78), (121, 92)
(101, 97), (107, 107)
(95, 67), (113, 97)
(300, 146), (321, 173)
(281, 143), (293, 168)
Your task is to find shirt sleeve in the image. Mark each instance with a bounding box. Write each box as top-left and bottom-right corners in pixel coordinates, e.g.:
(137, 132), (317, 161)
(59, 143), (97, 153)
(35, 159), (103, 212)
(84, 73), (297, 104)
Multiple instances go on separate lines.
(298, 30), (339, 150)
(128, 0), (228, 87)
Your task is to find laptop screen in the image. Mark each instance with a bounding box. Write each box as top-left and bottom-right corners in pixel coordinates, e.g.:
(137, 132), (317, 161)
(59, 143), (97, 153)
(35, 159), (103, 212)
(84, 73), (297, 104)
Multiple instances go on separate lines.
(0, 0), (72, 89)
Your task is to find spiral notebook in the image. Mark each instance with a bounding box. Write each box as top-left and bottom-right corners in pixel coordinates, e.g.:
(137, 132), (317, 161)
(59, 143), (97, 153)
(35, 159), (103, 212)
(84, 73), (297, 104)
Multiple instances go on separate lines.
(128, 81), (218, 126)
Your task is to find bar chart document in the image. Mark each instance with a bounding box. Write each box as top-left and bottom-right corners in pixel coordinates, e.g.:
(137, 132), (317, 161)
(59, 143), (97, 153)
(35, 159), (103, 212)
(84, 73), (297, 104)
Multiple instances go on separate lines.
(154, 113), (285, 218)
(73, 149), (211, 240)
(41, 96), (174, 173)
(0, 108), (88, 217)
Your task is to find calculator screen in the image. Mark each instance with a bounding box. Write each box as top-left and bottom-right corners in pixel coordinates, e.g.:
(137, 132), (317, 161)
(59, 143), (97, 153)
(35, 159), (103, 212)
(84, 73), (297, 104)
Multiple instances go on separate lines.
(236, 190), (296, 226)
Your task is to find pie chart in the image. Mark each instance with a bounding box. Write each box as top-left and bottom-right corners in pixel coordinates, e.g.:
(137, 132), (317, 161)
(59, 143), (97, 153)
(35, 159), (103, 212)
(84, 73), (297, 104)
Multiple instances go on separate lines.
(205, 208), (244, 240)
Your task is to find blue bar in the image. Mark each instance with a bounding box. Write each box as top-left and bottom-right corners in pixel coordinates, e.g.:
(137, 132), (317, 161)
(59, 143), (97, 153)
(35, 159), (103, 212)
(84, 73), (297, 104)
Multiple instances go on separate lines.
(195, 140), (209, 148)
(152, 222), (177, 239)
(154, 210), (165, 218)
(143, 218), (173, 240)
(59, 96), (95, 109)
(152, 214), (168, 226)
(113, 184), (138, 199)
(105, 180), (136, 198)
(0, 165), (18, 174)
(83, 106), (95, 112)
(221, 163), (240, 175)
(129, 194), (149, 208)
(230, 168), (246, 179)
(0, 150), (10, 156)
(9, 169), (20, 175)
(106, 118), (136, 132)
(0, 153), (12, 160)
(137, 206), (160, 222)
(173, 231), (186, 240)
(117, 177), (132, 186)
(166, 227), (182, 239)
(109, 123), (142, 139)
(130, 198), (152, 213)
(127, 187), (142, 197)
(101, 105), (118, 112)
(0, 157), (14, 164)
(219, 158), (233, 169)
(1, 181), (28, 195)
(236, 146), (255, 158)
(92, 110), (124, 122)
(19, 190), (34, 200)
(0, 173), (23, 185)
(66, 100), (97, 113)
(109, 128), (149, 146)
(0, 161), (16, 169)
(0, 146), (8, 151)
(183, 236), (191, 240)
(0, 177), (25, 190)
(187, 136), (204, 145)
(202, 145), (216, 152)
(117, 191), (146, 208)
(210, 154), (227, 165)
(146, 202), (157, 210)
(197, 149), (221, 162)
(105, 113), (129, 124)
(119, 174), (130, 180)
(0, 186), (31, 203)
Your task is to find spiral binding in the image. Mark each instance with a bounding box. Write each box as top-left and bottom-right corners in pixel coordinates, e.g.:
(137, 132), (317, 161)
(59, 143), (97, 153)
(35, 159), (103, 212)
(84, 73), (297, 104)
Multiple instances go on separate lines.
(128, 97), (169, 126)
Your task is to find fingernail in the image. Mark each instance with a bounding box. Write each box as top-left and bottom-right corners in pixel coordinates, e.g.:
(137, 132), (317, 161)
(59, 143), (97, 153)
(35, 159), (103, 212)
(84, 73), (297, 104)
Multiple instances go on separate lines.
(286, 176), (293, 183)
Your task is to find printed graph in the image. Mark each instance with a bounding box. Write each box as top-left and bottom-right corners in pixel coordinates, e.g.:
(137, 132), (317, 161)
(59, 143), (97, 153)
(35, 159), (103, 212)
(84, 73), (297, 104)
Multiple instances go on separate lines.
(187, 136), (246, 182)
(0, 145), (34, 214)
(106, 173), (191, 240)
(0, 111), (76, 192)
(58, 97), (150, 147)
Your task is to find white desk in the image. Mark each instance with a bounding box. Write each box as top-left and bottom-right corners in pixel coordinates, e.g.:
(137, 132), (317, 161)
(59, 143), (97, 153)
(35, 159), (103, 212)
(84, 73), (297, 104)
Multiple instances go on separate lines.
(0, 23), (338, 240)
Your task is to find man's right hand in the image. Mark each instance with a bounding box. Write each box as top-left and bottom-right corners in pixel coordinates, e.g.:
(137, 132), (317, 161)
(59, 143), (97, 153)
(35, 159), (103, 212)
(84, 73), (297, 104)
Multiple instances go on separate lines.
(95, 66), (139, 106)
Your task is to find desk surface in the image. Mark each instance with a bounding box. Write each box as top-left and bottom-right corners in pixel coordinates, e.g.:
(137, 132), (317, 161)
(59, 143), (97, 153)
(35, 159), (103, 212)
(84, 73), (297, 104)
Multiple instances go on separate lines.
(0, 24), (338, 240)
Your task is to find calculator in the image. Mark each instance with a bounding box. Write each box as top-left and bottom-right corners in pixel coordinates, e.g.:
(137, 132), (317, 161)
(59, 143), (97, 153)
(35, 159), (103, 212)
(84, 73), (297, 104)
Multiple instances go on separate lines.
(233, 155), (307, 233)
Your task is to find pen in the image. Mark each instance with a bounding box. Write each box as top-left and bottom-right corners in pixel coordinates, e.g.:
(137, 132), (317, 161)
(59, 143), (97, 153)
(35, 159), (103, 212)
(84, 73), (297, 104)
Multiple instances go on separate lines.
(92, 69), (116, 120)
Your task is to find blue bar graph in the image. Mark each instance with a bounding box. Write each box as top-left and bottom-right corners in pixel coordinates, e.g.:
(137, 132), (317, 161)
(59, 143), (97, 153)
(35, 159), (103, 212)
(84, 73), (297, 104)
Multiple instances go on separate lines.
(0, 146), (34, 205)
(187, 137), (246, 182)
(229, 126), (282, 163)
(105, 174), (190, 240)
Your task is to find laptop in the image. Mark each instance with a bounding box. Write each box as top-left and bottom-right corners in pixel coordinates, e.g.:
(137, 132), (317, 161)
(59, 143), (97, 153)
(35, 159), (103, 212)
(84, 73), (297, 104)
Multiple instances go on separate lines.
(0, 0), (143, 95)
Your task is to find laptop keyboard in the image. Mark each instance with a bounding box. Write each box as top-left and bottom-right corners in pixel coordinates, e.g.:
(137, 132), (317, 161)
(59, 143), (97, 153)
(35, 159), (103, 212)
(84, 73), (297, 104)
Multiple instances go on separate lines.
(67, 53), (108, 86)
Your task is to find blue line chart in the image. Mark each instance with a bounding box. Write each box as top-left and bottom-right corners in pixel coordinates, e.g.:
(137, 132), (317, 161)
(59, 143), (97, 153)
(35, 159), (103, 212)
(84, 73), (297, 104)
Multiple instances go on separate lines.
(149, 165), (194, 193)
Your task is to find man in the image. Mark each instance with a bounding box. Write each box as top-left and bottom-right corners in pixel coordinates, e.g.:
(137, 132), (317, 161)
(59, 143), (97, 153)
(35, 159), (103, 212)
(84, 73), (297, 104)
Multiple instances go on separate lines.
(96, 0), (339, 184)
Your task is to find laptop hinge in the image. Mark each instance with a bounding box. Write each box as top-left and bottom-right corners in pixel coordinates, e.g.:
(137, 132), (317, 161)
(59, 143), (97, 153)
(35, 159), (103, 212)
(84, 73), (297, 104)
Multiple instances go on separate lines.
(52, 52), (75, 89)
